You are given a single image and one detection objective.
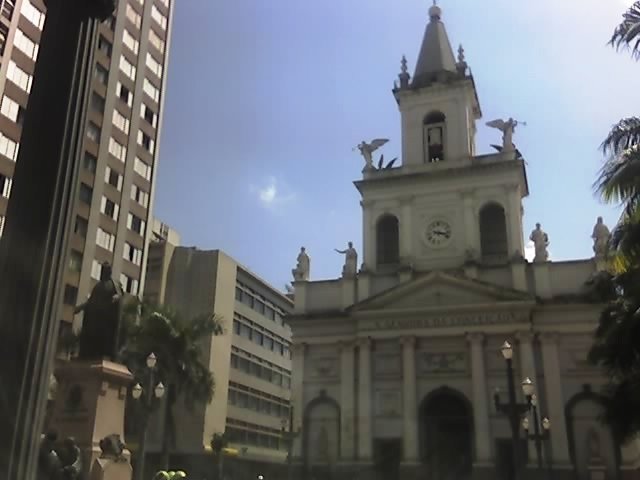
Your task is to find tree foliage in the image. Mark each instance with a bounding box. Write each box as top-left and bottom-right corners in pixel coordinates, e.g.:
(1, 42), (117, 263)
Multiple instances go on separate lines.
(588, 0), (640, 442)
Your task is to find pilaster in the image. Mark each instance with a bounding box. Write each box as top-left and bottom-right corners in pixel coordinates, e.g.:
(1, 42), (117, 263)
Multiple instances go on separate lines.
(532, 262), (552, 299)
(467, 333), (492, 463)
(291, 342), (307, 459)
(400, 336), (419, 463)
(357, 337), (373, 460)
(339, 340), (356, 460)
(342, 277), (357, 309)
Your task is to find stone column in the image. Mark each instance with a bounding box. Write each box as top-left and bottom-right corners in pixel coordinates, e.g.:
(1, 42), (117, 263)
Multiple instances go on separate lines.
(400, 336), (419, 463)
(540, 333), (571, 465)
(0, 2), (116, 478)
(517, 331), (537, 463)
(357, 337), (373, 460)
(399, 196), (414, 263)
(507, 185), (524, 255)
(340, 341), (356, 460)
(462, 190), (479, 256)
(467, 333), (492, 463)
(291, 342), (307, 459)
(361, 201), (375, 270)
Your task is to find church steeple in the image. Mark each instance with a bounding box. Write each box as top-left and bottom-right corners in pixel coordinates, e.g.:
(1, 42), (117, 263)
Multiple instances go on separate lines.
(412, 2), (458, 88)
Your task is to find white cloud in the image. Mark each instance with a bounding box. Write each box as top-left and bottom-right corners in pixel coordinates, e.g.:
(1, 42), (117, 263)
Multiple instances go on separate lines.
(250, 176), (295, 211)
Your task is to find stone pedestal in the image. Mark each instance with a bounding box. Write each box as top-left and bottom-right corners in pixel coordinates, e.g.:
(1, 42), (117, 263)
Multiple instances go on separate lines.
(49, 360), (134, 480)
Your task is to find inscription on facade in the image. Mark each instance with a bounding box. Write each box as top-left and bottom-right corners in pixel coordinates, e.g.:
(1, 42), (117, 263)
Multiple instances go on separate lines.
(421, 352), (466, 374)
(361, 311), (528, 331)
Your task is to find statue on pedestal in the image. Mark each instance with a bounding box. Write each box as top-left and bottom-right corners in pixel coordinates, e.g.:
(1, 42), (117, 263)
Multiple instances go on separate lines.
(592, 216), (611, 258)
(292, 246), (310, 281)
(355, 138), (389, 170)
(335, 242), (358, 278)
(74, 262), (123, 361)
(529, 223), (549, 262)
(486, 117), (524, 153)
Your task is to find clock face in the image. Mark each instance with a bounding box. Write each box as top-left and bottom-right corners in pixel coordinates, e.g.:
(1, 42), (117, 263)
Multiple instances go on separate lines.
(424, 220), (453, 247)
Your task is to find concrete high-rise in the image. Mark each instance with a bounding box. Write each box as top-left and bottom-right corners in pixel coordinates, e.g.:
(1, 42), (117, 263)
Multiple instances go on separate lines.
(0, 0), (173, 338)
(145, 223), (294, 478)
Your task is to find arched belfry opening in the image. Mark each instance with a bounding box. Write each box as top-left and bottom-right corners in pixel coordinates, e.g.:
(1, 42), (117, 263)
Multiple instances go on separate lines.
(479, 203), (508, 261)
(419, 387), (473, 480)
(376, 214), (400, 266)
(424, 111), (446, 163)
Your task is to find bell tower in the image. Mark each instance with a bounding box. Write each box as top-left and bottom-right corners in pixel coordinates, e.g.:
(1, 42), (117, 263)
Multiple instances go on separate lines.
(357, 3), (528, 273)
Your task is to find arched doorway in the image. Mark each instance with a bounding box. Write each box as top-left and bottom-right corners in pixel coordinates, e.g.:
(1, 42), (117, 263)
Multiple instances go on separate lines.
(420, 388), (473, 480)
(303, 394), (341, 479)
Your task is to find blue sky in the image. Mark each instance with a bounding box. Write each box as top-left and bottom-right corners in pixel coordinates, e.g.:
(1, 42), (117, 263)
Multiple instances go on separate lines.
(153, 0), (640, 290)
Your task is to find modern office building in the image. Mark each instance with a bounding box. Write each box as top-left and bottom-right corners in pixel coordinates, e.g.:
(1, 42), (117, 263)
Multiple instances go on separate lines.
(0, 0), (173, 339)
(145, 228), (294, 477)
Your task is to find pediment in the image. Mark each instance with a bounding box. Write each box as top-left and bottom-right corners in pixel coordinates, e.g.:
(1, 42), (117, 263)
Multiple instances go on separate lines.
(351, 271), (534, 312)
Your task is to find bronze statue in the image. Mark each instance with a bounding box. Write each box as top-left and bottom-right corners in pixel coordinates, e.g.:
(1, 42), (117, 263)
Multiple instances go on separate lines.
(38, 434), (82, 480)
(74, 262), (123, 361)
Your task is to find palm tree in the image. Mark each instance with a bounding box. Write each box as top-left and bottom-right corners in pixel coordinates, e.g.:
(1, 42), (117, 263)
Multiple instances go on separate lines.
(210, 432), (229, 480)
(121, 301), (224, 469)
(588, 1), (640, 441)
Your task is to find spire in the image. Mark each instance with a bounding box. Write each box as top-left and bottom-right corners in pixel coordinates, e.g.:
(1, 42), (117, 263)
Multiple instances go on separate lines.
(398, 55), (410, 89)
(412, 1), (458, 87)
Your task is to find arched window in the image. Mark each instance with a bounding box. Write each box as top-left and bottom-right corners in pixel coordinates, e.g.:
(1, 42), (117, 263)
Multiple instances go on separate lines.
(424, 111), (446, 163)
(376, 215), (399, 266)
(479, 203), (508, 260)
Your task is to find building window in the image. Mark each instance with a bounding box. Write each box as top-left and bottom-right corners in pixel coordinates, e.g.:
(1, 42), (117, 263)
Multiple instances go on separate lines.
(148, 28), (165, 54)
(100, 196), (119, 221)
(68, 250), (83, 272)
(98, 35), (112, 57)
(479, 203), (508, 261)
(0, 133), (18, 161)
(83, 152), (97, 173)
(122, 28), (139, 55)
(1, 0), (15, 21)
(119, 56), (137, 81)
(104, 166), (123, 190)
(137, 130), (155, 154)
(0, 174), (12, 198)
(143, 78), (160, 102)
(79, 183), (93, 205)
(20, 0), (44, 29)
(63, 284), (78, 306)
(151, 5), (167, 29)
(117, 82), (133, 107)
(125, 4), (141, 28)
(95, 63), (109, 85)
(14, 29), (38, 60)
(0, 22), (8, 56)
(6, 61), (32, 93)
(96, 227), (115, 251)
(112, 109), (130, 134)
(91, 260), (102, 280)
(91, 92), (105, 113)
(133, 157), (152, 180)
(0, 214), (4, 238)
(74, 215), (88, 237)
(424, 111), (446, 163)
(145, 52), (163, 78)
(0, 95), (20, 122)
(376, 214), (400, 266)
(141, 103), (157, 128)
(123, 242), (142, 266)
(127, 213), (146, 236)
(130, 184), (149, 208)
(108, 138), (127, 162)
(86, 122), (101, 143)
(120, 273), (139, 295)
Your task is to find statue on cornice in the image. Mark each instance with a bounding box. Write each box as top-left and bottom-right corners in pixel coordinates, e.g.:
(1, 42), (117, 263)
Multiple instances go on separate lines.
(355, 138), (388, 170)
(335, 242), (358, 278)
(292, 246), (310, 281)
(486, 118), (524, 153)
(529, 223), (549, 262)
(592, 216), (610, 259)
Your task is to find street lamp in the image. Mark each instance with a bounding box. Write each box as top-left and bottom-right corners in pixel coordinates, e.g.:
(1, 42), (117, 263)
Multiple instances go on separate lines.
(494, 341), (529, 480)
(281, 407), (300, 480)
(133, 353), (165, 480)
(520, 383), (551, 474)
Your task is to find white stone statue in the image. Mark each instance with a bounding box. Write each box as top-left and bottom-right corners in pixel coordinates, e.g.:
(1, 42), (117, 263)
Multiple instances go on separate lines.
(355, 138), (389, 170)
(292, 246), (310, 281)
(592, 216), (611, 258)
(486, 118), (522, 153)
(529, 223), (549, 262)
(335, 242), (358, 278)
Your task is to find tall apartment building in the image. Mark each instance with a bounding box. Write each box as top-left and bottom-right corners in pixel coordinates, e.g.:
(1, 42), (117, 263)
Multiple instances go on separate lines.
(0, 0), (173, 337)
(145, 225), (294, 478)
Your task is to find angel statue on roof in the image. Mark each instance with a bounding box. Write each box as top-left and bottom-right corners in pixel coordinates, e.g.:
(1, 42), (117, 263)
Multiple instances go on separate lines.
(486, 118), (524, 153)
(355, 138), (389, 170)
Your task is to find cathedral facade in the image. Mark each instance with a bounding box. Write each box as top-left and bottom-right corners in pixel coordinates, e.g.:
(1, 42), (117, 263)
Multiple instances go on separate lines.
(287, 4), (640, 480)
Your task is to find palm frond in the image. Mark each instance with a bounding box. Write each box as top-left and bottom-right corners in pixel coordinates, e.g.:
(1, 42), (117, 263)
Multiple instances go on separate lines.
(601, 117), (640, 157)
(595, 145), (640, 209)
(610, 2), (640, 60)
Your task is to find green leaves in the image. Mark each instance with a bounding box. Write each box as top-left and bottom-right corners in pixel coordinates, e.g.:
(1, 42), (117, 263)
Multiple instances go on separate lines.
(610, 2), (640, 60)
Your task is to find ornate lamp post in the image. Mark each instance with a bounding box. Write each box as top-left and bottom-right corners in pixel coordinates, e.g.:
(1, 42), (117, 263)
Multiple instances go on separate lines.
(132, 353), (165, 480)
(494, 341), (530, 480)
(280, 407), (300, 480)
(520, 380), (551, 474)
